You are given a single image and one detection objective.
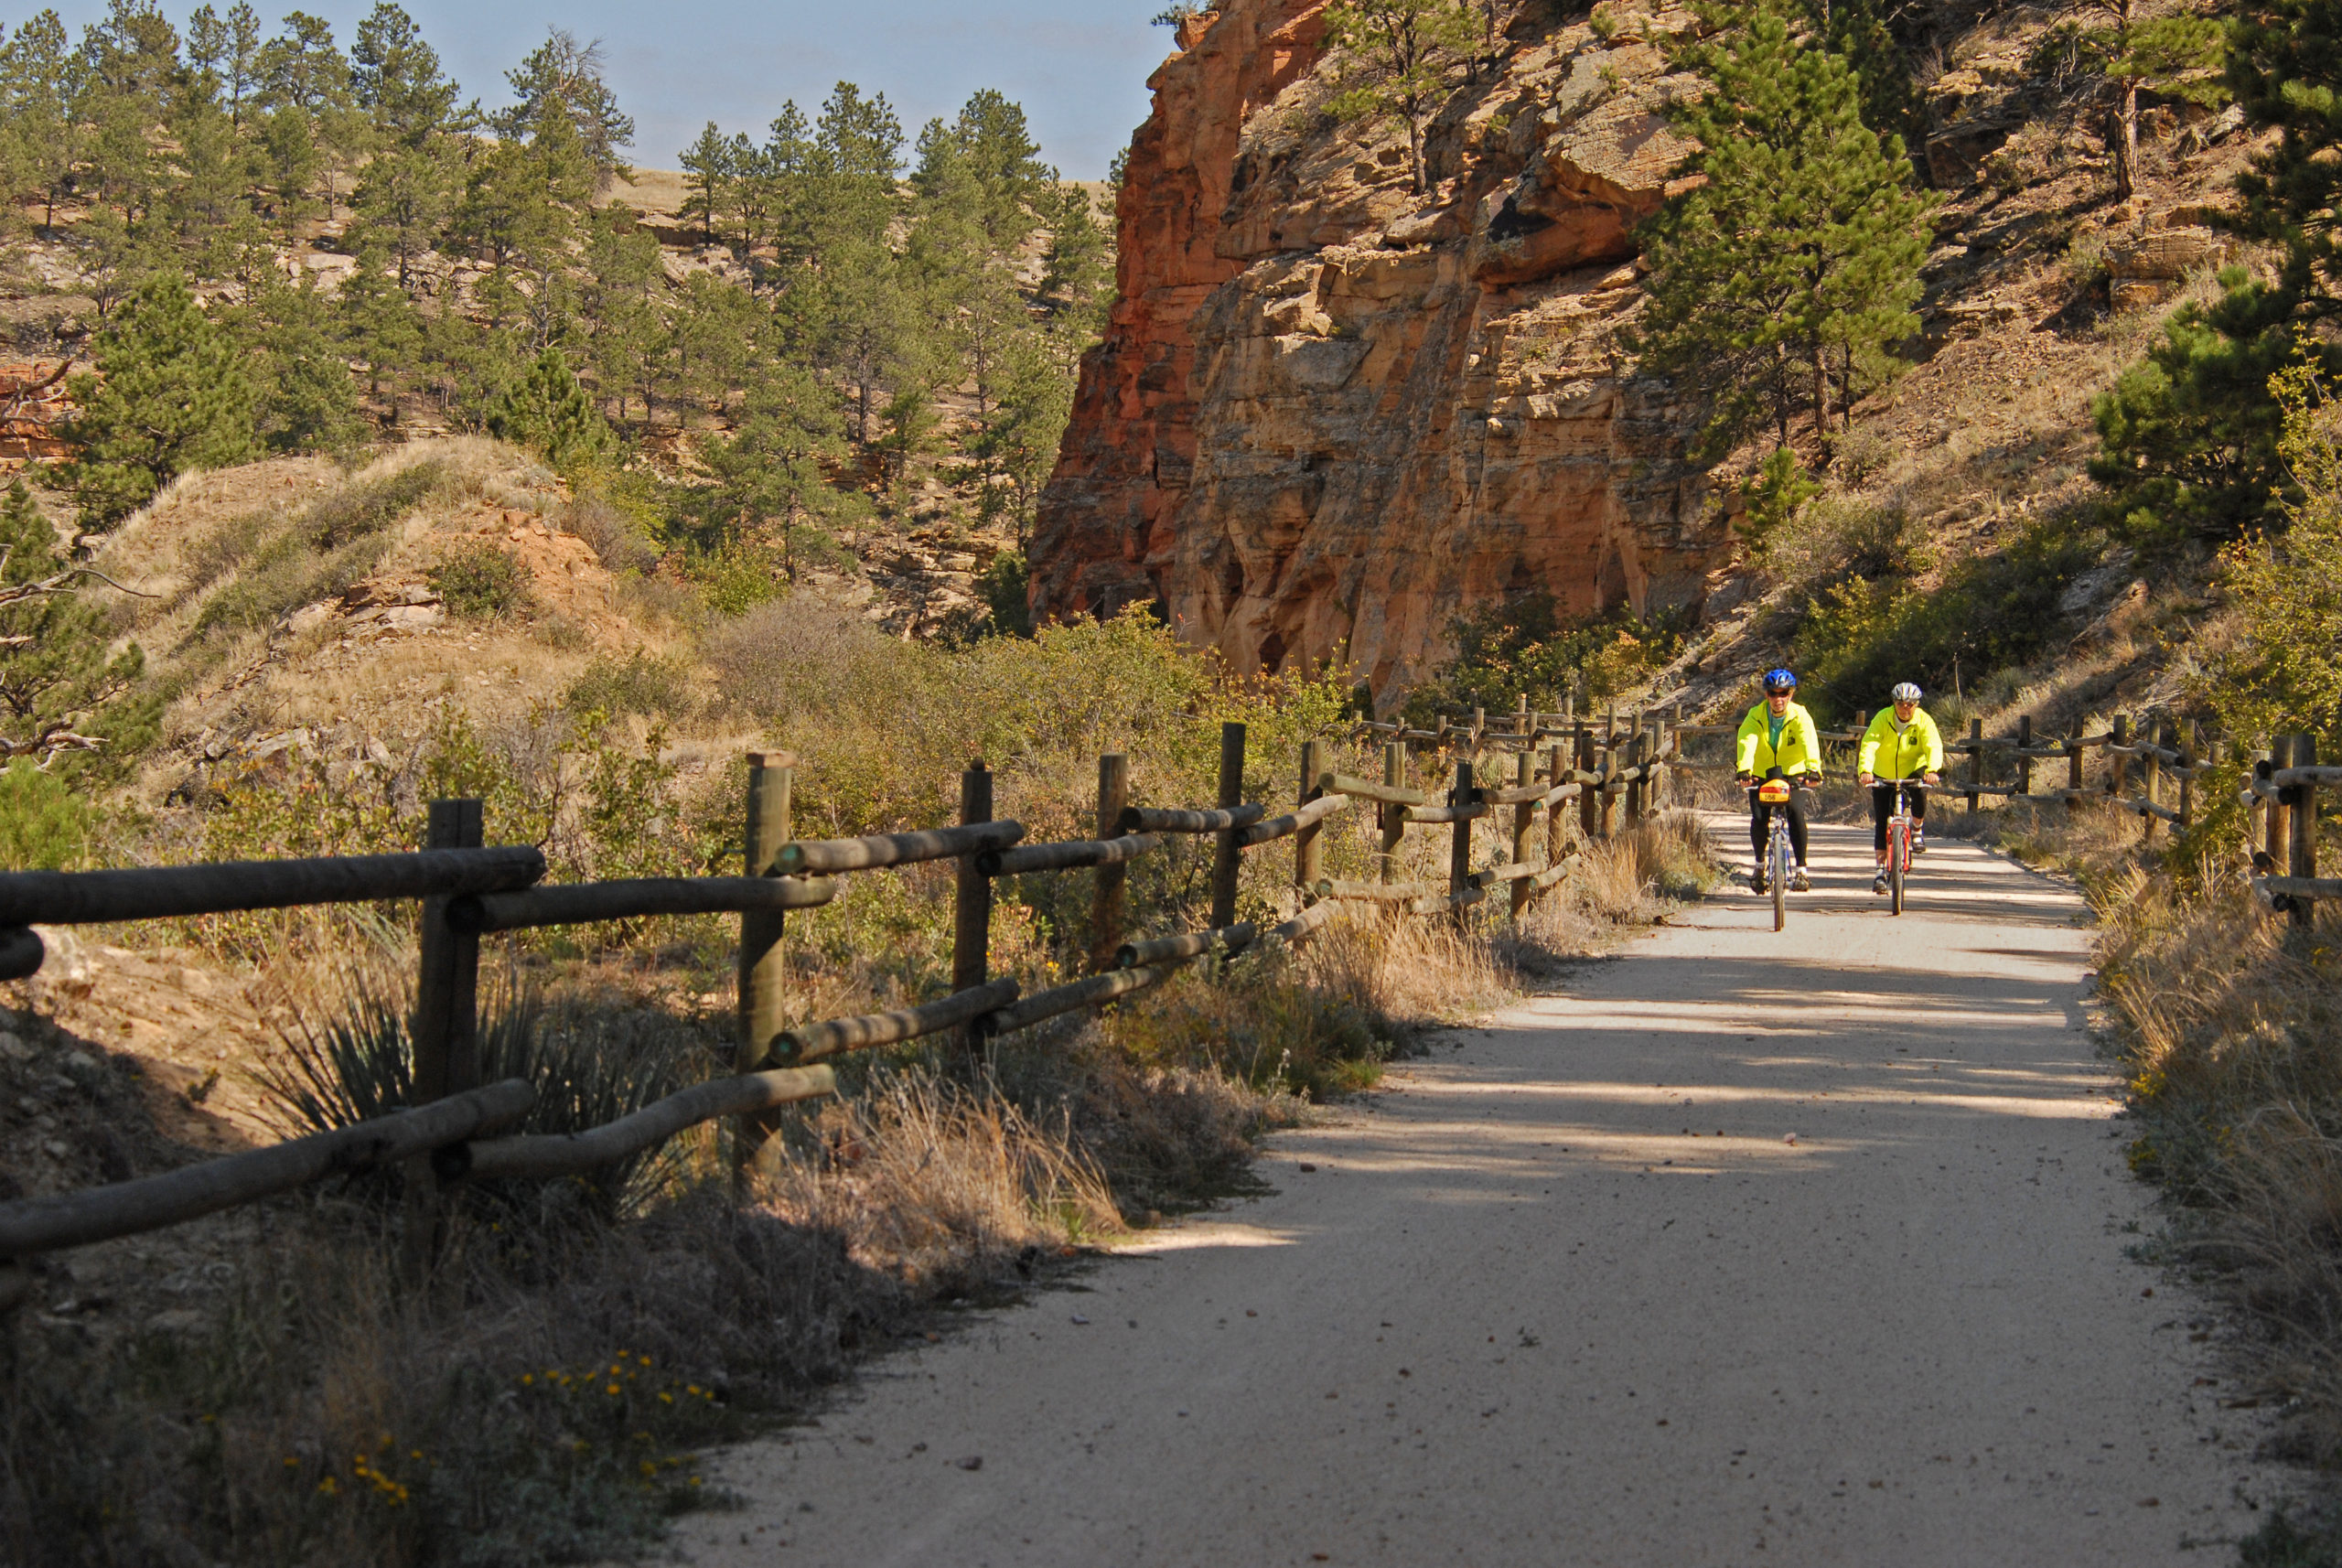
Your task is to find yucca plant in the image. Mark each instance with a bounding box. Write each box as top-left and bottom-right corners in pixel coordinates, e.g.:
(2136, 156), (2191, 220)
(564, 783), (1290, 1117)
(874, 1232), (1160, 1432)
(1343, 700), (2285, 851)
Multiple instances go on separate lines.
(253, 977), (714, 1222)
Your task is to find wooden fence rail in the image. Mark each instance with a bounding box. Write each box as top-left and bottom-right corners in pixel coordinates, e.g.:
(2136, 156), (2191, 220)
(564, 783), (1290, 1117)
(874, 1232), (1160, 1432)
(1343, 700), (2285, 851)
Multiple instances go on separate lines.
(0, 713), (1651, 1286)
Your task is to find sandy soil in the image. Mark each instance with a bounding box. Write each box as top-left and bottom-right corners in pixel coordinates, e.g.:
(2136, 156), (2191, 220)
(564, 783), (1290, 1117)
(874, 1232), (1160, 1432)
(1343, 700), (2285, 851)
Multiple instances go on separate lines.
(677, 821), (2280, 1566)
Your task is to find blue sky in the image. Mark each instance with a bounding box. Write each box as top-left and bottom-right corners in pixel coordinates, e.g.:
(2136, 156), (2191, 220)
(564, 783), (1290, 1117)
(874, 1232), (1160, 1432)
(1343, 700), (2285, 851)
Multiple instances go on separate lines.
(27, 2), (1172, 178)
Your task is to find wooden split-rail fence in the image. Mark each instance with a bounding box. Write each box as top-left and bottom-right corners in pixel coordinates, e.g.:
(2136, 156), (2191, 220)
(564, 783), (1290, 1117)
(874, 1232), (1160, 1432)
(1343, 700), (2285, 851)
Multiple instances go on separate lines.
(0, 714), (1687, 1313)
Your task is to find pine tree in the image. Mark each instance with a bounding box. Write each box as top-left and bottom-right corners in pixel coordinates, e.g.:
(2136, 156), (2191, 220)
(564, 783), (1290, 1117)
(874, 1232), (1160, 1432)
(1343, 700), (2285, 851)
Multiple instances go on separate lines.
(0, 12), (77, 235)
(257, 11), (360, 213)
(1036, 181), (1113, 357)
(667, 272), (763, 417)
(2039, 0), (2227, 199)
(1632, 0), (1930, 459)
(0, 482), (156, 776)
(2092, 0), (2342, 544)
(61, 272), (257, 530)
(579, 207), (667, 422)
(680, 121), (734, 245)
(80, 3), (178, 231)
(693, 356), (867, 581)
(349, 1), (461, 288)
(240, 268), (366, 454)
(487, 346), (615, 475)
(497, 29), (633, 184)
(983, 329), (1076, 548)
(1801, 0), (1927, 172)
(919, 90), (1053, 247)
(1321, 0), (1479, 193)
(338, 239), (423, 424)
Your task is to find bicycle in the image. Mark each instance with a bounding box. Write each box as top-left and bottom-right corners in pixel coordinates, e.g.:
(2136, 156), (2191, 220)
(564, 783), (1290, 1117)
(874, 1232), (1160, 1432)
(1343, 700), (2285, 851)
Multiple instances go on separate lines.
(1883, 775), (1919, 916)
(1744, 769), (1816, 933)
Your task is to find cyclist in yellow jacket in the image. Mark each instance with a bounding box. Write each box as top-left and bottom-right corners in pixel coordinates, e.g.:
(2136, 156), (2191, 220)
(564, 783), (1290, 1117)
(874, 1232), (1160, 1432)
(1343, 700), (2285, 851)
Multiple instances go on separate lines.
(1735, 668), (1823, 893)
(1857, 681), (1944, 895)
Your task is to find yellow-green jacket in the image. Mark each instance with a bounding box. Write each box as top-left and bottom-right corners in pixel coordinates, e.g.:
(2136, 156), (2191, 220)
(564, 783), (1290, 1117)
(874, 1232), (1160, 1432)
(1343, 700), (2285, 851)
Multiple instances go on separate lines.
(1735, 701), (1823, 778)
(1858, 708), (1945, 780)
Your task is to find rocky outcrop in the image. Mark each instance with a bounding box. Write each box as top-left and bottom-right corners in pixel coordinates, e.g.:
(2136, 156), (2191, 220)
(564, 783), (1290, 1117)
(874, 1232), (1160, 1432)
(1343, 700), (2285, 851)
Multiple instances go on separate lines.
(1031, 0), (1735, 703)
(0, 360), (73, 468)
(2103, 215), (2231, 313)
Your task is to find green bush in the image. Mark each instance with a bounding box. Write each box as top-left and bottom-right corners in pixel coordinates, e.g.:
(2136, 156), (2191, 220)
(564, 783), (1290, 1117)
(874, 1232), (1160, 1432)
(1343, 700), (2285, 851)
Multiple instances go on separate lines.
(1788, 515), (2100, 721)
(679, 538), (787, 617)
(2091, 269), (2321, 552)
(565, 651), (694, 719)
(190, 464), (447, 636)
(1401, 595), (1686, 722)
(430, 543), (532, 620)
(304, 460), (444, 549)
(1758, 493), (1928, 600)
(2208, 362), (2342, 752)
(254, 983), (711, 1220)
(979, 550), (1034, 638)
(1738, 446), (1821, 547)
(0, 765), (94, 870)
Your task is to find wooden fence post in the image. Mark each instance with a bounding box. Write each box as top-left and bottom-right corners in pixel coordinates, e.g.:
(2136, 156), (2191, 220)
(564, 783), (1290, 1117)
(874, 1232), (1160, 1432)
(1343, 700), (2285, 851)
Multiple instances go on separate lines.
(1510, 750), (1534, 920)
(1964, 719), (1983, 813)
(2016, 714), (2035, 802)
(1628, 709), (1646, 820)
(1592, 730), (1611, 847)
(1296, 740), (1325, 918)
(2176, 724), (2197, 832)
(953, 762), (994, 1061)
(1379, 741), (1406, 886)
(1546, 741), (1569, 870)
(1449, 759), (1477, 918)
(1089, 753), (1129, 973)
(2111, 714), (2131, 805)
(406, 796), (483, 1274)
(413, 798), (484, 1106)
(1209, 723), (1246, 931)
(2142, 727), (2162, 846)
(1626, 728), (1649, 828)
(735, 754), (794, 1182)
(1652, 715), (1671, 811)
(2065, 731), (2083, 818)
(2264, 738), (2291, 870)
(2290, 733), (2319, 930)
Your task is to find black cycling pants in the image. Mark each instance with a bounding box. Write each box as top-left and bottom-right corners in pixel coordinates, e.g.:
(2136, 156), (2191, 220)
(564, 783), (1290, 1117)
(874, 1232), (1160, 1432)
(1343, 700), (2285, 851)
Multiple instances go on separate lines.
(1749, 791), (1809, 866)
(1871, 783), (1928, 853)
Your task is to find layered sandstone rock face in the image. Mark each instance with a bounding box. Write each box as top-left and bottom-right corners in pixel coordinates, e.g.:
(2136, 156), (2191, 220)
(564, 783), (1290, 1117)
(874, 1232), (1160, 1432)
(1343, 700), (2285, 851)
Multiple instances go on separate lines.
(1032, 0), (1735, 703)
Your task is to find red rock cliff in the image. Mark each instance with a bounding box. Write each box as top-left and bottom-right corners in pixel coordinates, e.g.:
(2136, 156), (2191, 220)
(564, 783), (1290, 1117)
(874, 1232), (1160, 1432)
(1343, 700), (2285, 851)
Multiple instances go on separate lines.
(1031, 0), (1735, 703)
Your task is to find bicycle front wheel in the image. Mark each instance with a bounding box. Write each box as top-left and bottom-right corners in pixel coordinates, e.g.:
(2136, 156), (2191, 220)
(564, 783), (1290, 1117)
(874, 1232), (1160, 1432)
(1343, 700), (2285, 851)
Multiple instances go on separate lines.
(1890, 824), (1907, 916)
(1771, 830), (1788, 932)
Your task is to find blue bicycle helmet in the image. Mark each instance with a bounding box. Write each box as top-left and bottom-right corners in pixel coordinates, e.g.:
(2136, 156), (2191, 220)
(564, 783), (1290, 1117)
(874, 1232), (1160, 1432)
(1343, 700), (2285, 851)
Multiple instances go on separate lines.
(1762, 668), (1799, 693)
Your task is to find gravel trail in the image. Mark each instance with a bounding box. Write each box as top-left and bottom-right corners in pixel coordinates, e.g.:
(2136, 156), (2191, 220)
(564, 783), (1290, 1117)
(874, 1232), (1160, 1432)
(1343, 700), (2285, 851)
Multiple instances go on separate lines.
(678, 821), (2276, 1566)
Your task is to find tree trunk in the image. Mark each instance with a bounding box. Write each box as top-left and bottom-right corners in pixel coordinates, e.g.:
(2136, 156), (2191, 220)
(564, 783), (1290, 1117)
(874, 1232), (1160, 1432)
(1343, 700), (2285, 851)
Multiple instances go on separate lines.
(2114, 79), (2140, 200)
(1408, 116), (1428, 196)
(1810, 349), (1832, 462)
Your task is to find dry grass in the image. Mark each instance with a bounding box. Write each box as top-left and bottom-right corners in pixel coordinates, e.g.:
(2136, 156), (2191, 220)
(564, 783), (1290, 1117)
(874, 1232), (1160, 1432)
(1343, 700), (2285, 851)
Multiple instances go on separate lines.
(1968, 800), (2342, 1466)
(762, 1070), (1127, 1276)
(11, 445), (1741, 1565)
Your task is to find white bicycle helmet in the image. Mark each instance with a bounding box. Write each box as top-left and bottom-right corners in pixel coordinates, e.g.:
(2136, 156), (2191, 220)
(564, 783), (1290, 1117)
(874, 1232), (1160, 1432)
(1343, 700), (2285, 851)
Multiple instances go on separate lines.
(1890, 682), (1922, 703)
